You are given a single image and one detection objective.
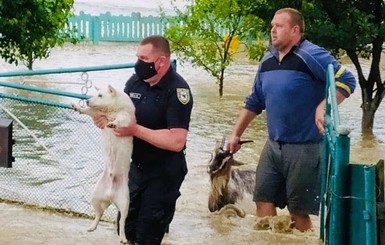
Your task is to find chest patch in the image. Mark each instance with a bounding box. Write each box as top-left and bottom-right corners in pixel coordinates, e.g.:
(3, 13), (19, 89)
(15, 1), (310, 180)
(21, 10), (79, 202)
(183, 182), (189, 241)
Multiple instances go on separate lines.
(129, 92), (141, 100)
(177, 88), (190, 105)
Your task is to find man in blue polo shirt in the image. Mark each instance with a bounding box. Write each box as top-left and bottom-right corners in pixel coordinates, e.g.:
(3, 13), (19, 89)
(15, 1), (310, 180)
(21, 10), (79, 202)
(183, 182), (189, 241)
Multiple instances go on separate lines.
(94, 35), (193, 244)
(228, 8), (356, 232)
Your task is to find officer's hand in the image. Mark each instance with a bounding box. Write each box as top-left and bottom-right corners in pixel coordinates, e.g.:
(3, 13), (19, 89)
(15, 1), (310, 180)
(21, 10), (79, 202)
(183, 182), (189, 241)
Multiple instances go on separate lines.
(93, 115), (108, 129)
(113, 119), (138, 137)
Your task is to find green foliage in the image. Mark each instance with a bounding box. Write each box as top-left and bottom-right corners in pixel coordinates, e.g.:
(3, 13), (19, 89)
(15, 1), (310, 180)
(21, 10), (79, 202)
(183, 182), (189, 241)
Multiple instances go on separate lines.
(0, 0), (79, 69)
(301, 1), (379, 59)
(249, 0), (382, 59)
(249, 0), (385, 132)
(162, 0), (266, 96)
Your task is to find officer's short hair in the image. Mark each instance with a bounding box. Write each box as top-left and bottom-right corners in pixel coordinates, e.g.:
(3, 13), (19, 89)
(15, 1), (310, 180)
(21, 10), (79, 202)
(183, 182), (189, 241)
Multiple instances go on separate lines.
(140, 35), (171, 56)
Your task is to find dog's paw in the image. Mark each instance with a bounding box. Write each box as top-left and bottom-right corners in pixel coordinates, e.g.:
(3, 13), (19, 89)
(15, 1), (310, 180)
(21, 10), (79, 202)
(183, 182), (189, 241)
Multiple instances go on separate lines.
(71, 103), (82, 113)
(87, 226), (97, 232)
(120, 238), (128, 244)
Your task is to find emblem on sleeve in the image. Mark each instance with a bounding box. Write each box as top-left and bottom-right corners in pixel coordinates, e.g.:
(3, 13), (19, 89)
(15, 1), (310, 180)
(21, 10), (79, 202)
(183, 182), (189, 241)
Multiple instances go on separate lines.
(177, 88), (190, 105)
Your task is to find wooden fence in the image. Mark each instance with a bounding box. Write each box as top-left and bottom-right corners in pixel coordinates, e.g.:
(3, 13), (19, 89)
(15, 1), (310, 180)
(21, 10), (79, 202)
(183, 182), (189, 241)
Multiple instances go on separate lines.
(67, 11), (168, 44)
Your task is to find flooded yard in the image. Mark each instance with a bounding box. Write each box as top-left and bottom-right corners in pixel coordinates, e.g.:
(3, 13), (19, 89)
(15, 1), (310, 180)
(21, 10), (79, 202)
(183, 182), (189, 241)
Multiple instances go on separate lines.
(0, 1), (384, 245)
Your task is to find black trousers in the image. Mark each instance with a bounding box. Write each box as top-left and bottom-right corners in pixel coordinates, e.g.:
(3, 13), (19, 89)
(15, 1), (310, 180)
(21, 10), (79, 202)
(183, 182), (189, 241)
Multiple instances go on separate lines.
(117, 161), (185, 245)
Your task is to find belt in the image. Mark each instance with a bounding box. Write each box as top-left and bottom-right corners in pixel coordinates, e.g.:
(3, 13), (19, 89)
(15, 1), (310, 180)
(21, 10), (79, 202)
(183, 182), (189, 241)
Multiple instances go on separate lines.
(273, 139), (322, 150)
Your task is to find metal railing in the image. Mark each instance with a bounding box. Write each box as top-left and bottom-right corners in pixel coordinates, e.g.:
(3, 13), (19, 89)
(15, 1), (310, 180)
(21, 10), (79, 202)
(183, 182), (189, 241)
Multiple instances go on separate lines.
(0, 63), (139, 221)
(0, 60), (177, 222)
(320, 64), (377, 245)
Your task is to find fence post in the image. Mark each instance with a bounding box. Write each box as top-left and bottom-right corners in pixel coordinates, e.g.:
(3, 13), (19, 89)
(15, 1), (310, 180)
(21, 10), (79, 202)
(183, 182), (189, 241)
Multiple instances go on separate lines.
(328, 133), (350, 245)
(320, 137), (329, 241)
(321, 64), (350, 245)
(92, 16), (101, 44)
(376, 160), (385, 245)
(0, 118), (14, 168)
(363, 165), (377, 245)
(131, 12), (142, 41)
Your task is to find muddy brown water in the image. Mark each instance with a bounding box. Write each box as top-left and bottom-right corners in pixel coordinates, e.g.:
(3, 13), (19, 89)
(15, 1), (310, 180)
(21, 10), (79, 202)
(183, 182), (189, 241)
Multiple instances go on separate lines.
(2, 1), (384, 244)
(0, 40), (384, 245)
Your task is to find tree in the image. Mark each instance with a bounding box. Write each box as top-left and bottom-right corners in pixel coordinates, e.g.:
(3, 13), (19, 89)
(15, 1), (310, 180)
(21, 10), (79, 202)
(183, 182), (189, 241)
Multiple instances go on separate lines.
(162, 0), (266, 97)
(0, 0), (79, 70)
(250, 0), (385, 133)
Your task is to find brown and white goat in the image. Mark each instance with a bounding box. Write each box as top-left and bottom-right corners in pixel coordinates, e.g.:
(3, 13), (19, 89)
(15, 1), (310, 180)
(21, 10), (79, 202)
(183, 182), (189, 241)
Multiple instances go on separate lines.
(207, 138), (256, 217)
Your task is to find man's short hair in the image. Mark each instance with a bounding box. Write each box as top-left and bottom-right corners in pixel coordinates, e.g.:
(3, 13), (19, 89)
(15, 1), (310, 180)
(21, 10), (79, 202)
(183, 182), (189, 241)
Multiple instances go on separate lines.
(276, 8), (305, 34)
(140, 35), (171, 55)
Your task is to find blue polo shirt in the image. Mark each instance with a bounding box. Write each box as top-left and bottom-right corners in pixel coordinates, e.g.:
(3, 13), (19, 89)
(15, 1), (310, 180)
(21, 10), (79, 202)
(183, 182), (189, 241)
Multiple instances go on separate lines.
(124, 66), (193, 166)
(245, 40), (356, 143)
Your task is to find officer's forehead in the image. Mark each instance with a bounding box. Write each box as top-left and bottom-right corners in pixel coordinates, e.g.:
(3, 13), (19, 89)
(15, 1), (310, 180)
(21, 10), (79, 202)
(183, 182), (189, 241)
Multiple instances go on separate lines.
(136, 43), (159, 60)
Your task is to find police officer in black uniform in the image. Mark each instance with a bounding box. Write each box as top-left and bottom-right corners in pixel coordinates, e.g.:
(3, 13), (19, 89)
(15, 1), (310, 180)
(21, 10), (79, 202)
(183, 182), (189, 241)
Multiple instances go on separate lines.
(95, 35), (193, 245)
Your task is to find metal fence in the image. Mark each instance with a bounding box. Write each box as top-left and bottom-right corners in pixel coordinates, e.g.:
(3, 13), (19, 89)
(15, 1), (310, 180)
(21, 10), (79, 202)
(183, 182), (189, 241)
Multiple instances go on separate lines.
(67, 11), (168, 44)
(0, 60), (176, 222)
(0, 63), (142, 222)
(66, 11), (229, 44)
(320, 64), (378, 245)
(0, 99), (108, 217)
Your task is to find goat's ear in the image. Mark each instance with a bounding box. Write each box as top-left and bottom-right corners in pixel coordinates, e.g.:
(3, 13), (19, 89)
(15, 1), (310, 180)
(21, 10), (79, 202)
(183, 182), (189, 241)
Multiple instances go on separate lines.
(231, 159), (245, 166)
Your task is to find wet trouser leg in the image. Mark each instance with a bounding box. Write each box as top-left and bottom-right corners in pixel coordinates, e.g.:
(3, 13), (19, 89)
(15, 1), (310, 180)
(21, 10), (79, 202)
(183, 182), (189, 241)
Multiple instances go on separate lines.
(136, 177), (180, 245)
(118, 163), (183, 245)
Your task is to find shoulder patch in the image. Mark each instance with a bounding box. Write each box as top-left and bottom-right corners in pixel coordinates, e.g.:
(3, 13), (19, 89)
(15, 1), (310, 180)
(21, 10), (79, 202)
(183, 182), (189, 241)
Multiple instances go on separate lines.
(176, 88), (190, 105)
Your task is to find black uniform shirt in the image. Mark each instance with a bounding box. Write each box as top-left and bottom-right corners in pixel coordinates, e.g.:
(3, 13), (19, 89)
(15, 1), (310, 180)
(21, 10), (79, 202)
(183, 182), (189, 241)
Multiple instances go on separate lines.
(124, 66), (193, 166)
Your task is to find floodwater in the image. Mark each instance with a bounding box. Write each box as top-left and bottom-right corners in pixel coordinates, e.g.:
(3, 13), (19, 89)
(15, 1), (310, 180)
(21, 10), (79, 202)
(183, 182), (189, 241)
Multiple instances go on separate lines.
(0, 1), (385, 245)
(0, 39), (322, 245)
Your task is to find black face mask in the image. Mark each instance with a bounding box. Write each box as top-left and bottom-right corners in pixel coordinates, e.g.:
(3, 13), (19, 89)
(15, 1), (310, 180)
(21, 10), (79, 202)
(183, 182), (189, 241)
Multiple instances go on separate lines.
(134, 59), (157, 80)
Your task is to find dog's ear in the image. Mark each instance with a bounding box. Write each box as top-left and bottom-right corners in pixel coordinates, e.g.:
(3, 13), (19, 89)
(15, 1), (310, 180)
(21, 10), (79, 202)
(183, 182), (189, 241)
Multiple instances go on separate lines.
(108, 84), (117, 97)
(94, 86), (100, 91)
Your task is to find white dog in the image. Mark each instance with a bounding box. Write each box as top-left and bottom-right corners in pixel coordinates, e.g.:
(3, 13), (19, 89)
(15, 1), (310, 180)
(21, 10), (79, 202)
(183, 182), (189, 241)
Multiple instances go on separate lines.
(72, 85), (135, 244)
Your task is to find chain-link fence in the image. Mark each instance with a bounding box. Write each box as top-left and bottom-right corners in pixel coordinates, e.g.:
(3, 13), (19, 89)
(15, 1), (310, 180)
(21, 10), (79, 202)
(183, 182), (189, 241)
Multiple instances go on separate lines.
(0, 61), (177, 222)
(0, 66), (143, 222)
(0, 96), (119, 220)
(0, 60), (176, 221)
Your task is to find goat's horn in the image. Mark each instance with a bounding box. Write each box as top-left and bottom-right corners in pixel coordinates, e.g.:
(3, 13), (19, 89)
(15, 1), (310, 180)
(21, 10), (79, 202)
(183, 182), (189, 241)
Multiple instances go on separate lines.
(220, 135), (226, 148)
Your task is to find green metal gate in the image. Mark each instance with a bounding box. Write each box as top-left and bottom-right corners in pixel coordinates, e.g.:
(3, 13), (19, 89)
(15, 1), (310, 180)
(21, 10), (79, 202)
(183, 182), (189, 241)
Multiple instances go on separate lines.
(320, 64), (379, 245)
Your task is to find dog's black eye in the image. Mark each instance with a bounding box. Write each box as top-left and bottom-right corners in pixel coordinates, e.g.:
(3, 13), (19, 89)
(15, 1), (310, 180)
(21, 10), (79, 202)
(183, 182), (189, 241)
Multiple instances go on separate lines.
(98, 94), (102, 97)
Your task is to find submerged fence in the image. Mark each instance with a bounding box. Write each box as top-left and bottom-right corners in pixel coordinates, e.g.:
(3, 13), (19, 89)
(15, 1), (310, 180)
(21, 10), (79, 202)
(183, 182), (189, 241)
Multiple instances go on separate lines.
(320, 64), (380, 245)
(67, 11), (166, 44)
(0, 63), (140, 222)
(0, 60), (176, 222)
(66, 11), (230, 44)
